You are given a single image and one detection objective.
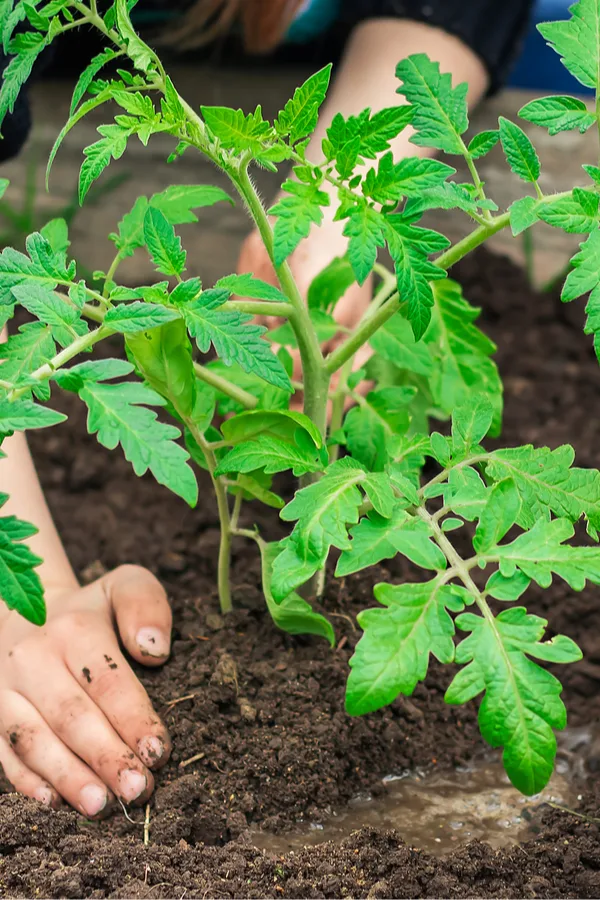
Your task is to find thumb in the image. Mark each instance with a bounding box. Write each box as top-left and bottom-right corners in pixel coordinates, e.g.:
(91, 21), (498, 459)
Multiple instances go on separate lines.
(105, 565), (172, 667)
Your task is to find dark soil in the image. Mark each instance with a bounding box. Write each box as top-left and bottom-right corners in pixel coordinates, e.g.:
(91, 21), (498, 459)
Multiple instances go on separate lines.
(1, 249), (600, 897)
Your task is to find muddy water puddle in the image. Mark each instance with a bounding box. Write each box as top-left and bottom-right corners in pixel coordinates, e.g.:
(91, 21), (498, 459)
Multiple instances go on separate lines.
(252, 729), (592, 856)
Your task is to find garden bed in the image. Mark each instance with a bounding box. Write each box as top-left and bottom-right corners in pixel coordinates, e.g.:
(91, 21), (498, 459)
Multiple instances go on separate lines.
(1, 249), (600, 897)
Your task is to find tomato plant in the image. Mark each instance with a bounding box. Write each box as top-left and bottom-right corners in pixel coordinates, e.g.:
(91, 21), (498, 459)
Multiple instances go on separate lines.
(1, 0), (599, 796)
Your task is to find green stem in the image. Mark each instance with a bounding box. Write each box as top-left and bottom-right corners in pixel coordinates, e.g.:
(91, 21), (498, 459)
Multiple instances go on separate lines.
(192, 362), (257, 410)
(187, 422), (233, 614)
(325, 292), (399, 375)
(230, 163), (329, 440)
(8, 326), (111, 400)
(328, 358), (353, 464)
(228, 300), (293, 318)
(103, 252), (123, 298)
(418, 505), (523, 724)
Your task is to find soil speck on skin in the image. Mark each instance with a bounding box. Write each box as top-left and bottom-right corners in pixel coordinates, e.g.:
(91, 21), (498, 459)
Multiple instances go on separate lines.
(6, 248), (600, 898)
(104, 654), (118, 670)
(82, 667), (92, 684)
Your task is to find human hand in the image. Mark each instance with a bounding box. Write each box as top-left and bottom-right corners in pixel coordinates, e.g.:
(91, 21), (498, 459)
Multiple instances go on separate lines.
(0, 564), (172, 817)
(238, 224), (373, 411)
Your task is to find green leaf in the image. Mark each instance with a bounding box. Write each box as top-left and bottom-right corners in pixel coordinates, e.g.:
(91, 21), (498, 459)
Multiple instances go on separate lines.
(362, 153), (454, 204)
(149, 184), (233, 222)
(498, 117), (541, 183)
(79, 123), (130, 205)
(40, 218), (69, 267)
(126, 319), (202, 422)
(446, 607), (581, 794)
(343, 204), (386, 285)
(519, 95), (596, 135)
(70, 48), (122, 114)
(201, 104), (274, 153)
(561, 229), (600, 301)
(221, 409), (322, 449)
(279, 457), (367, 567)
(537, 188), (599, 233)
(473, 479), (521, 554)
(486, 569), (531, 601)
(214, 273), (286, 303)
(260, 541), (335, 645)
(343, 386), (414, 471)
(235, 474), (284, 510)
(143, 207), (186, 277)
(104, 301), (179, 333)
(336, 507), (446, 576)
(509, 196), (541, 236)
(79, 380), (197, 505)
(183, 296), (291, 391)
(0, 398), (66, 433)
(11, 283), (87, 348)
(115, 0), (154, 73)
(452, 394), (494, 454)
(0, 496), (45, 624)
(0, 31), (47, 132)
(396, 53), (468, 155)
(215, 434), (322, 478)
(110, 186), (232, 260)
(346, 579), (466, 715)
(385, 217), (449, 339)
(489, 517), (600, 590)
(52, 358), (134, 392)
(442, 466), (490, 522)
(0, 322), (55, 400)
(358, 105), (415, 158)
(370, 314), (433, 377)
(270, 180), (329, 266)
(538, 0), (600, 90)
(485, 443), (600, 533)
(307, 256), (356, 312)
(275, 64), (332, 143)
(467, 130), (500, 159)
(424, 279), (502, 433)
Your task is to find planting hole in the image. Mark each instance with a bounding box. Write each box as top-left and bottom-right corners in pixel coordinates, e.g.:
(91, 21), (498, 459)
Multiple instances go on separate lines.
(251, 728), (592, 856)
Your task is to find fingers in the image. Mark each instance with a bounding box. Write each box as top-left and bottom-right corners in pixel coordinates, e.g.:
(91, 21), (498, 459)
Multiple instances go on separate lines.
(0, 690), (113, 818)
(62, 621), (171, 771)
(0, 734), (61, 808)
(105, 565), (172, 667)
(8, 657), (154, 805)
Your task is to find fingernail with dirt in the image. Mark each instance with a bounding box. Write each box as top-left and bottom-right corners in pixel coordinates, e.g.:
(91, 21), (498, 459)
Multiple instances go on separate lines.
(138, 735), (164, 768)
(119, 769), (147, 803)
(80, 783), (109, 817)
(136, 627), (169, 659)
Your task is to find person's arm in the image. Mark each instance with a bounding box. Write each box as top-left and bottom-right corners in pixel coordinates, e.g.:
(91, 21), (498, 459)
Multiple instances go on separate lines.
(1, 432), (79, 594)
(0, 398), (173, 816)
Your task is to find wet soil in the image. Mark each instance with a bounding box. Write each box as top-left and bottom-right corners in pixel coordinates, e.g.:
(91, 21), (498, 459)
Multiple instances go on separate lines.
(2, 249), (600, 897)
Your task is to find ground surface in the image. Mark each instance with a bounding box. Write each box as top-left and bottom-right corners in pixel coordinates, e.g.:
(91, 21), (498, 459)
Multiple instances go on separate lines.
(1, 67), (600, 898)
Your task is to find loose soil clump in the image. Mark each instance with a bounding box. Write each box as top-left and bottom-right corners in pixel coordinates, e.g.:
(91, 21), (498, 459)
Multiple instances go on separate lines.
(1, 250), (600, 898)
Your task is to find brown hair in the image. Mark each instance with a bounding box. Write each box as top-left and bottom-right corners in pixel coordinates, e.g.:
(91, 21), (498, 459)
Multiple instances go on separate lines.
(164, 0), (306, 52)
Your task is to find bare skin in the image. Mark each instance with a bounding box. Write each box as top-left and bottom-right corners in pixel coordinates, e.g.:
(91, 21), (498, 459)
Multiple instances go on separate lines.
(0, 19), (488, 814)
(239, 19), (489, 404)
(0, 434), (172, 815)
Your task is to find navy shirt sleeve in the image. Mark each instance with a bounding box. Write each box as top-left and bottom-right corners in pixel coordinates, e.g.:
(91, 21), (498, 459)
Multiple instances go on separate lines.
(340, 0), (535, 94)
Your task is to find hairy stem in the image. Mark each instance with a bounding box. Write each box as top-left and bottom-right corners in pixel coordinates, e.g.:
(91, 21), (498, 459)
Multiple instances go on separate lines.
(228, 300), (294, 318)
(230, 164), (329, 440)
(187, 423), (233, 614)
(192, 362), (258, 410)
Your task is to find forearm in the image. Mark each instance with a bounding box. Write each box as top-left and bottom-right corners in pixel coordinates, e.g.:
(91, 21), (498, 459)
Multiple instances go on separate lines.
(0, 429), (78, 595)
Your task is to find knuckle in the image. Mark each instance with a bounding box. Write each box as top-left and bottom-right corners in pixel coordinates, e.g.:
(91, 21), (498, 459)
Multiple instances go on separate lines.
(53, 694), (88, 738)
(54, 609), (98, 641)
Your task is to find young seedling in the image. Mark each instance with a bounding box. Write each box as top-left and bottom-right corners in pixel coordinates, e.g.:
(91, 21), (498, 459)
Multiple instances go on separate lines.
(1, 0), (600, 796)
